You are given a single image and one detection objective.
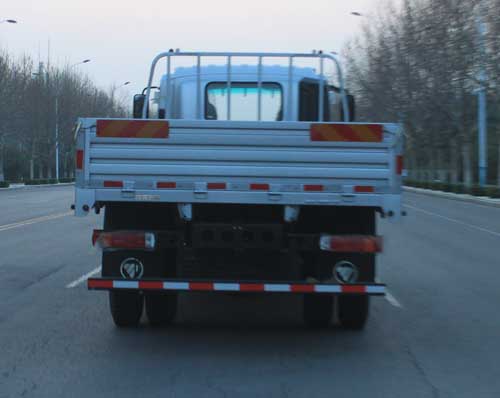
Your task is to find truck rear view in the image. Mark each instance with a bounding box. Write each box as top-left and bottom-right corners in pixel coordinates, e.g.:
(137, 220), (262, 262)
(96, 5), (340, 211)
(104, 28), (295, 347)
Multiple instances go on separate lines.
(74, 51), (403, 330)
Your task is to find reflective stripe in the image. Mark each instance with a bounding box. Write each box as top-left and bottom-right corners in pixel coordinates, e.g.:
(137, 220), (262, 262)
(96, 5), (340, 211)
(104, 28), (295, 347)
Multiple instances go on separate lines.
(366, 285), (386, 294)
(213, 283), (240, 291)
(315, 285), (342, 293)
(87, 278), (385, 295)
(341, 285), (366, 294)
(113, 280), (139, 289)
(96, 120), (169, 138)
(310, 123), (383, 142)
(164, 281), (189, 290)
(264, 284), (290, 292)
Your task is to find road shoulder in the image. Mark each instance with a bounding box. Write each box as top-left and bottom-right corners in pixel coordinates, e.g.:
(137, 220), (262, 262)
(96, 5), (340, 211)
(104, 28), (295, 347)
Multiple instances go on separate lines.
(404, 186), (500, 208)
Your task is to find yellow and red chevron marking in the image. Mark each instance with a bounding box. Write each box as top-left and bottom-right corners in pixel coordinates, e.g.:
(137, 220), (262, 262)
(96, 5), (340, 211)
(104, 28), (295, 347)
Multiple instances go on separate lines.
(310, 123), (383, 142)
(96, 120), (169, 138)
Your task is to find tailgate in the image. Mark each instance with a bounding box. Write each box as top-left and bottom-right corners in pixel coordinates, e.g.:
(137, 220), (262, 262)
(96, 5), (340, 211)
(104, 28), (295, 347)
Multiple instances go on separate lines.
(75, 119), (403, 215)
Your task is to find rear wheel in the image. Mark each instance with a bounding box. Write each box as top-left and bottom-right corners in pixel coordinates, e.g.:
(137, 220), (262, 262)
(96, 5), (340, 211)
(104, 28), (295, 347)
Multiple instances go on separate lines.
(303, 294), (333, 328)
(103, 203), (179, 328)
(338, 295), (369, 330)
(301, 253), (333, 328)
(145, 294), (177, 327)
(145, 245), (178, 327)
(109, 291), (143, 327)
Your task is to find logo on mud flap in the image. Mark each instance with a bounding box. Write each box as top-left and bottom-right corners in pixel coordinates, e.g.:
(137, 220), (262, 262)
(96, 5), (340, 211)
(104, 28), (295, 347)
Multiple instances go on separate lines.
(333, 261), (359, 283)
(120, 258), (144, 279)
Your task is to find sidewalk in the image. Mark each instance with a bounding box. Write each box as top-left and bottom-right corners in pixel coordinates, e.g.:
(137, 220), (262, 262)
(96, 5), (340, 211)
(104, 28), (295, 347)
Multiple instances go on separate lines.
(404, 186), (500, 208)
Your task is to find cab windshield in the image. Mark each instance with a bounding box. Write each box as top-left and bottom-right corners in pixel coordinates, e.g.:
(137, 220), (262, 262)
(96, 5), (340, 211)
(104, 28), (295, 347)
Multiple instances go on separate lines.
(205, 82), (283, 121)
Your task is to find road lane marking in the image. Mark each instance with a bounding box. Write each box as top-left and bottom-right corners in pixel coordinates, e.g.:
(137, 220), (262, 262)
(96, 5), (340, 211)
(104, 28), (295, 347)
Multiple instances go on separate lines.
(66, 266), (101, 288)
(385, 290), (403, 308)
(405, 204), (500, 238)
(0, 211), (72, 232)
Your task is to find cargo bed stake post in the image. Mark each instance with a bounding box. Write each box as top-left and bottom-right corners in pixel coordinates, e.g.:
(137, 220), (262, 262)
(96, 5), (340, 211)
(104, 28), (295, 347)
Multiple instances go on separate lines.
(328, 54), (349, 122)
(319, 55), (325, 122)
(166, 54), (172, 119)
(257, 56), (262, 121)
(227, 55), (232, 120)
(196, 55), (201, 119)
(288, 57), (294, 121)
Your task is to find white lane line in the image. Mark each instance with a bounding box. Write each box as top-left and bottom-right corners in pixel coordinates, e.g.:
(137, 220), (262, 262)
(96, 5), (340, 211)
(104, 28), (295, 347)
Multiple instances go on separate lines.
(66, 266), (101, 288)
(405, 204), (500, 238)
(385, 290), (403, 308)
(0, 211), (72, 232)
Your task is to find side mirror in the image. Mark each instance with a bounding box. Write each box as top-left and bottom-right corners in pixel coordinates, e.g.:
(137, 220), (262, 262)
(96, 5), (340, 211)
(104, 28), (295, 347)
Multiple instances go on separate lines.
(347, 95), (356, 122)
(133, 94), (147, 119)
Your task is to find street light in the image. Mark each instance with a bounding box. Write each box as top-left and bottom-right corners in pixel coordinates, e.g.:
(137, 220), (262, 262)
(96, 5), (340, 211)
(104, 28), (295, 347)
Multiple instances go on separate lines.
(113, 81), (131, 92)
(476, 0), (488, 186)
(54, 59), (91, 181)
(70, 59), (91, 68)
(108, 82), (131, 117)
(0, 19), (17, 24)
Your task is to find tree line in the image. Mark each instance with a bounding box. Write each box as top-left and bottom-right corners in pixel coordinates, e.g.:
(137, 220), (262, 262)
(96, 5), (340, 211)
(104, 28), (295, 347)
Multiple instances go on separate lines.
(344, 0), (500, 186)
(0, 50), (127, 183)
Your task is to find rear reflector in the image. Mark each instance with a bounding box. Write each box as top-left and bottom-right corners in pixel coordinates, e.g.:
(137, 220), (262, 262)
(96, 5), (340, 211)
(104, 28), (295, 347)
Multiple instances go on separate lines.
(310, 124), (383, 142)
(157, 182), (176, 189)
(103, 181), (123, 188)
(250, 183), (269, 191)
(96, 120), (169, 138)
(92, 230), (155, 250)
(76, 150), (83, 170)
(207, 182), (227, 190)
(319, 235), (383, 253)
(396, 155), (403, 175)
(354, 186), (374, 193)
(304, 185), (324, 192)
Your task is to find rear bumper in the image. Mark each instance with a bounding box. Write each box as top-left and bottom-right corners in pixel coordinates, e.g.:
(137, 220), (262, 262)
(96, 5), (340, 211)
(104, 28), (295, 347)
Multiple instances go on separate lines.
(88, 278), (386, 296)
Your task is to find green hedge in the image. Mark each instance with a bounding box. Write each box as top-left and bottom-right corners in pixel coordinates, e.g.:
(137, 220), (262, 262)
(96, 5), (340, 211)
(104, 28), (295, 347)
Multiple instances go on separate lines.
(25, 179), (59, 185)
(0, 181), (9, 188)
(405, 179), (500, 199)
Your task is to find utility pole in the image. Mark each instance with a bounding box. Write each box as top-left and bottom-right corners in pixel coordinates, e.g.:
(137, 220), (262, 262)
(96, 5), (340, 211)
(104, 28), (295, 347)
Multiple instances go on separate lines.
(477, 0), (488, 186)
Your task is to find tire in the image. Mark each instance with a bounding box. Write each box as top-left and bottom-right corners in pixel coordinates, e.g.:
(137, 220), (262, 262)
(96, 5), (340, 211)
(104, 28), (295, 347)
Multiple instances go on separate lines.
(338, 295), (369, 330)
(145, 294), (177, 327)
(303, 294), (333, 328)
(109, 291), (144, 327)
(103, 203), (179, 328)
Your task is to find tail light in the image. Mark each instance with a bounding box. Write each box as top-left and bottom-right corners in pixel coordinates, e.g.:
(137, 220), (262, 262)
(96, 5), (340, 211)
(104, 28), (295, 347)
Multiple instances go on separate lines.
(92, 230), (155, 250)
(396, 155), (403, 175)
(319, 235), (383, 253)
(76, 149), (84, 170)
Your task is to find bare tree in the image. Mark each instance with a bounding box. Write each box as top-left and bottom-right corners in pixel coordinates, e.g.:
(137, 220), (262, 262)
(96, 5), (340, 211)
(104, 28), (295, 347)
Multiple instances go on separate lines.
(344, 0), (499, 187)
(0, 51), (127, 182)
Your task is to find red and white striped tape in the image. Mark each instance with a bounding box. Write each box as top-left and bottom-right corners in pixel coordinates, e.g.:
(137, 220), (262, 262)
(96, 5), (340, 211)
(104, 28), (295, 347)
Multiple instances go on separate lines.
(88, 279), (385, 295)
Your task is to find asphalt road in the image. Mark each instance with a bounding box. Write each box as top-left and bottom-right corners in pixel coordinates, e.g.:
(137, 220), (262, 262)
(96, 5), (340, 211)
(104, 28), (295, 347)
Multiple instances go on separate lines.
(1, 185), (499, 398)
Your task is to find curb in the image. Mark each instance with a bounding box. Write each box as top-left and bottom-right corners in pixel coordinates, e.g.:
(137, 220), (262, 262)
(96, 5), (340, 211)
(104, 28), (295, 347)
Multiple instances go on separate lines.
(0, 182), (74, 191)
(404, 186), (500, 208)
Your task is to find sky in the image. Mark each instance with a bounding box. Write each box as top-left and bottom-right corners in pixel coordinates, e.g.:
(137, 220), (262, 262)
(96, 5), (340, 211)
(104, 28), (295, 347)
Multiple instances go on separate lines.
(0, 0), (378, 100)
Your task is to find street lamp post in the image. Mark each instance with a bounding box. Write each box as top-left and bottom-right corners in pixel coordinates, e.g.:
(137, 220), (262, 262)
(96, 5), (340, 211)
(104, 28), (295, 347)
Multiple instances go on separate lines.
(54, 59), (91, 181)
(476, 0), (488, 187)
(108, 82), (130, 117)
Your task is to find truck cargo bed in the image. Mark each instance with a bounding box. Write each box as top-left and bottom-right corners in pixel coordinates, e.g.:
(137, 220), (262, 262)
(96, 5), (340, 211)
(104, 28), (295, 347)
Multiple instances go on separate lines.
(74, 118), (403, 217)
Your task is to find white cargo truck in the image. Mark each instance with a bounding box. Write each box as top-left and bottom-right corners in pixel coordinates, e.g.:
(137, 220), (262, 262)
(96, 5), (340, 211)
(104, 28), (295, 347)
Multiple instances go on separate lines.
(74, 51), (403, 329)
